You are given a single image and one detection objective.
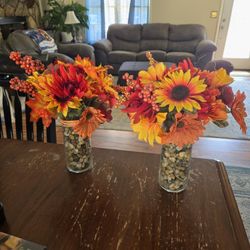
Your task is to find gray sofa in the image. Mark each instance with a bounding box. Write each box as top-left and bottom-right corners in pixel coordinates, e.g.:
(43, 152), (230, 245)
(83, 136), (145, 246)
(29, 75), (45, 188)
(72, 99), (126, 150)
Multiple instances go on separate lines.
(1, 30), (95, 63)
(94, 23), (217, 74)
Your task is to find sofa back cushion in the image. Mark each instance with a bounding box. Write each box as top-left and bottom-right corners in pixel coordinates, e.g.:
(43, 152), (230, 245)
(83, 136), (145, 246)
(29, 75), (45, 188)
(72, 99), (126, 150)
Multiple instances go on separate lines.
(140, 23), (169, 51)
(168, 24), (205, 53)
(107, 24), (141, 52)
(7, 30), (40, 54)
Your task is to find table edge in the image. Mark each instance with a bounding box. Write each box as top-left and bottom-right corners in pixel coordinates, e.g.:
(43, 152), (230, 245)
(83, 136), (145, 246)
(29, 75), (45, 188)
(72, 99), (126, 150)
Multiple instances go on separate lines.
(216, 160), (250, 249)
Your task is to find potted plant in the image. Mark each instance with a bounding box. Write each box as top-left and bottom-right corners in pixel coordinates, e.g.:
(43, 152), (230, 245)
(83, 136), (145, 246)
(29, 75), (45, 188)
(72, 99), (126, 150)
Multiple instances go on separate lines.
(42, 0), (89, 42)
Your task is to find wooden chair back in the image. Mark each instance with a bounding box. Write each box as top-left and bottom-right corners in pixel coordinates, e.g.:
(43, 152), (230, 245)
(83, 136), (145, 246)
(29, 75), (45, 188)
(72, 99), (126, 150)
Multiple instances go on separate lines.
(0, 75), (57, 143)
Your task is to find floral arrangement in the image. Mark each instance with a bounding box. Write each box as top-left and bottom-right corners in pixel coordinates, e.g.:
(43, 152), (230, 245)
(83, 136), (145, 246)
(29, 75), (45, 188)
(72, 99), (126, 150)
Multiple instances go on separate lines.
(122, 53), (247, 147)
(9, 52), (118, 138)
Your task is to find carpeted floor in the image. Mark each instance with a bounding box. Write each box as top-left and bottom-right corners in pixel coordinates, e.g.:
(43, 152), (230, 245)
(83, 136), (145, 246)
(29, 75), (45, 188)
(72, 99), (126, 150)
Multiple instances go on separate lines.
(227, 166), (250, 240)
(100, 75), (250, 140)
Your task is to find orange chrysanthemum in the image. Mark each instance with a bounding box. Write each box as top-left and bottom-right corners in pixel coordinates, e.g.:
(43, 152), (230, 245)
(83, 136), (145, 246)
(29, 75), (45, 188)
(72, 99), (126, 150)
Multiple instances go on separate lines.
(26, 93), (55, 127)
(199, 99), (228, 124)
(155, 70), (207, 112)
(231, 91), (247, 134)
(73, 107), (107, 138)
(206, 100), (228, 122)
(207, 68), (233, 88)
(75, 55), (118, 106)
(75, 55), (100, 81)
(161, 113), (205, 148)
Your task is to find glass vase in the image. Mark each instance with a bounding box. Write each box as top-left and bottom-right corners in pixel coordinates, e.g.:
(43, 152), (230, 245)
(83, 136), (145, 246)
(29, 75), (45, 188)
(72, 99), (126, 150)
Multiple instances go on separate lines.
(63, 127), (93, 173)
(159, 144), (192, 193)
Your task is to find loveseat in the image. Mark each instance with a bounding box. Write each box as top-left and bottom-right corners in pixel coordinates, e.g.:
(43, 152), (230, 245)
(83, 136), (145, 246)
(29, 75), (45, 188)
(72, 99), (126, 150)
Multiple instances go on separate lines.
(94, 23), (217, 74)
(1, 30), (95, 63)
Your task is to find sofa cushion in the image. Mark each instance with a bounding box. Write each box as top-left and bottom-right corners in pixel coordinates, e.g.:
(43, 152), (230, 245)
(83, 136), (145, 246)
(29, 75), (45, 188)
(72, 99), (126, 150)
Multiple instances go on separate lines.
(140, 23), (169, 51)
(142, 23), (169, 40)
(165, 52), (196, 64)
(136, 50), (166, 61)
(168, 40), (201, 53)
(107, 24), (141, 52)
(168, 24), (205, 53)
(7, 30), (40, 54)
(141, 40), (168, 51)
(108, 51), (137, 64)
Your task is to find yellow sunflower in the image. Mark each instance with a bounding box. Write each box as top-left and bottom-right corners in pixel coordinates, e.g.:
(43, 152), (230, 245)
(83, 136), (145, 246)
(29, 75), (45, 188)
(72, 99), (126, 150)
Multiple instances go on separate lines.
(138, 62), (166, 85)
(155, 70), (207, 112)
(131, 113), (167, 146)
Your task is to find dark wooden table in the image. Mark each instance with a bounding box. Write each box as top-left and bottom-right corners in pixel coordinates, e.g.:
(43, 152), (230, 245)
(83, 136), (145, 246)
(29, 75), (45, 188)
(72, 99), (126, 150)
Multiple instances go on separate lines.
(0, 139), (249, 250)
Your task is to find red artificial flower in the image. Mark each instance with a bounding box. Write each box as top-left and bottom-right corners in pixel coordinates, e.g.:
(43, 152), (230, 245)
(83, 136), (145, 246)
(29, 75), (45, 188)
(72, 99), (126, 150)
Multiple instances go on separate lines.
(47, 64), (90, 117)
(177, 58), (198, 76)
(198, 89), (227, 123)
(220, 86), (234, 107)
(122, 82), (159, 123)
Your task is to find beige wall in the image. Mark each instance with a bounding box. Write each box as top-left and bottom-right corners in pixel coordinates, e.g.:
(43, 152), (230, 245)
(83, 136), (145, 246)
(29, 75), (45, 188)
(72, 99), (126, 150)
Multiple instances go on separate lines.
(42, 0), (222, 40)
(150, 0), (222, 41)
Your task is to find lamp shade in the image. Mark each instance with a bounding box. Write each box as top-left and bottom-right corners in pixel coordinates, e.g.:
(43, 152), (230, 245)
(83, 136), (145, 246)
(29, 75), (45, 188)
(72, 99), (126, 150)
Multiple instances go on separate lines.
(64, 11), (80, 24)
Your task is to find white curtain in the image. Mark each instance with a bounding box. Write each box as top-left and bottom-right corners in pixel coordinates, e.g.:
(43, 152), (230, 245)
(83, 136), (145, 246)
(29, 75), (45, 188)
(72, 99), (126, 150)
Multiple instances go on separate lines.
(104, 0), (131, 35)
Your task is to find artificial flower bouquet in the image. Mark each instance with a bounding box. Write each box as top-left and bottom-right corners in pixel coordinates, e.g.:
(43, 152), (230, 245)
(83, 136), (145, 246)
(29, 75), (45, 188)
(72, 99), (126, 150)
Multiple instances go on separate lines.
(9, 51), (118, 137)
(9, 51), (118, 173)
(122, 53), (247, 148)
(121, 53), (247, 192)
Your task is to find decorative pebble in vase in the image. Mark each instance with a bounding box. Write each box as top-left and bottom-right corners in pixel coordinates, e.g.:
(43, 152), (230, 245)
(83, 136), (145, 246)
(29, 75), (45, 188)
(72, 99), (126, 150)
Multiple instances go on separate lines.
(159, 144), (192, 193)
(63, 127), (93, 173)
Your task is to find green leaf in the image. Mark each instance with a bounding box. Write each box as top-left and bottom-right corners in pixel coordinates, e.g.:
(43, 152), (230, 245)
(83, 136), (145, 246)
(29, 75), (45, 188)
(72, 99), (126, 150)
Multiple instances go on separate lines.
(213, 120), (229, 128)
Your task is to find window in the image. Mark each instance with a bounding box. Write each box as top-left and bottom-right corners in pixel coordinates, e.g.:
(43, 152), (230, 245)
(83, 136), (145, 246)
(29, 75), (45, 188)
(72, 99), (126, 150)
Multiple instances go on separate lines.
(86, 0), (149, 43)
(104, 0), (130, 34)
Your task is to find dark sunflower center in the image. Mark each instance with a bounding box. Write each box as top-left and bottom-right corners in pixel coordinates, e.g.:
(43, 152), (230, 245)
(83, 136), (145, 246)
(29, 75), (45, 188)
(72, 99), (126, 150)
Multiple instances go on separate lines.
(177, 121), (185, 128)
(54, 96), (70, 103)
(171, 85), (190, 101)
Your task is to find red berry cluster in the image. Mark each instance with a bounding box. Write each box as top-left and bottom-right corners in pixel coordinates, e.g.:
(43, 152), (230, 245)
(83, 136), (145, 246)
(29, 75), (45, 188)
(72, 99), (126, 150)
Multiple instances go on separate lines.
(10, 77), (36, 97)
(138, 84), (159, 112)
(9, 51), (21, 62)
(9, 51), (45, 75)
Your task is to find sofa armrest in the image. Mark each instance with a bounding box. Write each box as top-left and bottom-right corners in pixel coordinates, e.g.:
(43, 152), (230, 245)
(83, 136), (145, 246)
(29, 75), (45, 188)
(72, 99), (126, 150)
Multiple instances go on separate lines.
(196, 40), (217, 55)
(46, 53), (74, 64)
(204, 60), (234, 74)
(93, 39), (112, 54)
(195, 40), (217, 69)
(57, 43), (95, 62)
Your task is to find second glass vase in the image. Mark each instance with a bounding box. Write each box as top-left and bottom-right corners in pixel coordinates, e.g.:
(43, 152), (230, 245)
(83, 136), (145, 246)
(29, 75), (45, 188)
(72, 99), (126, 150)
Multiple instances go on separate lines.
(159, 143), (192, 193)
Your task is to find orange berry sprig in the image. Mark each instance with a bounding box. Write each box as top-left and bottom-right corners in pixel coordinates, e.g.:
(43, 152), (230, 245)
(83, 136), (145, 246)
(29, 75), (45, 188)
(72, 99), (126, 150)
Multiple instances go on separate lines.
(9, 51), (21, 63)
(122, 73), (160, 112)
(9, 77), (36, 97)
(138, 84), (160, 112)
(9, 51), (45, 75)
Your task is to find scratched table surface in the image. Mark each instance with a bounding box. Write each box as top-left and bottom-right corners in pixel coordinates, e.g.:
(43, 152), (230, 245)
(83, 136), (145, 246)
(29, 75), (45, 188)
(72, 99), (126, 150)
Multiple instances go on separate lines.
(0, 139), (249, 250)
